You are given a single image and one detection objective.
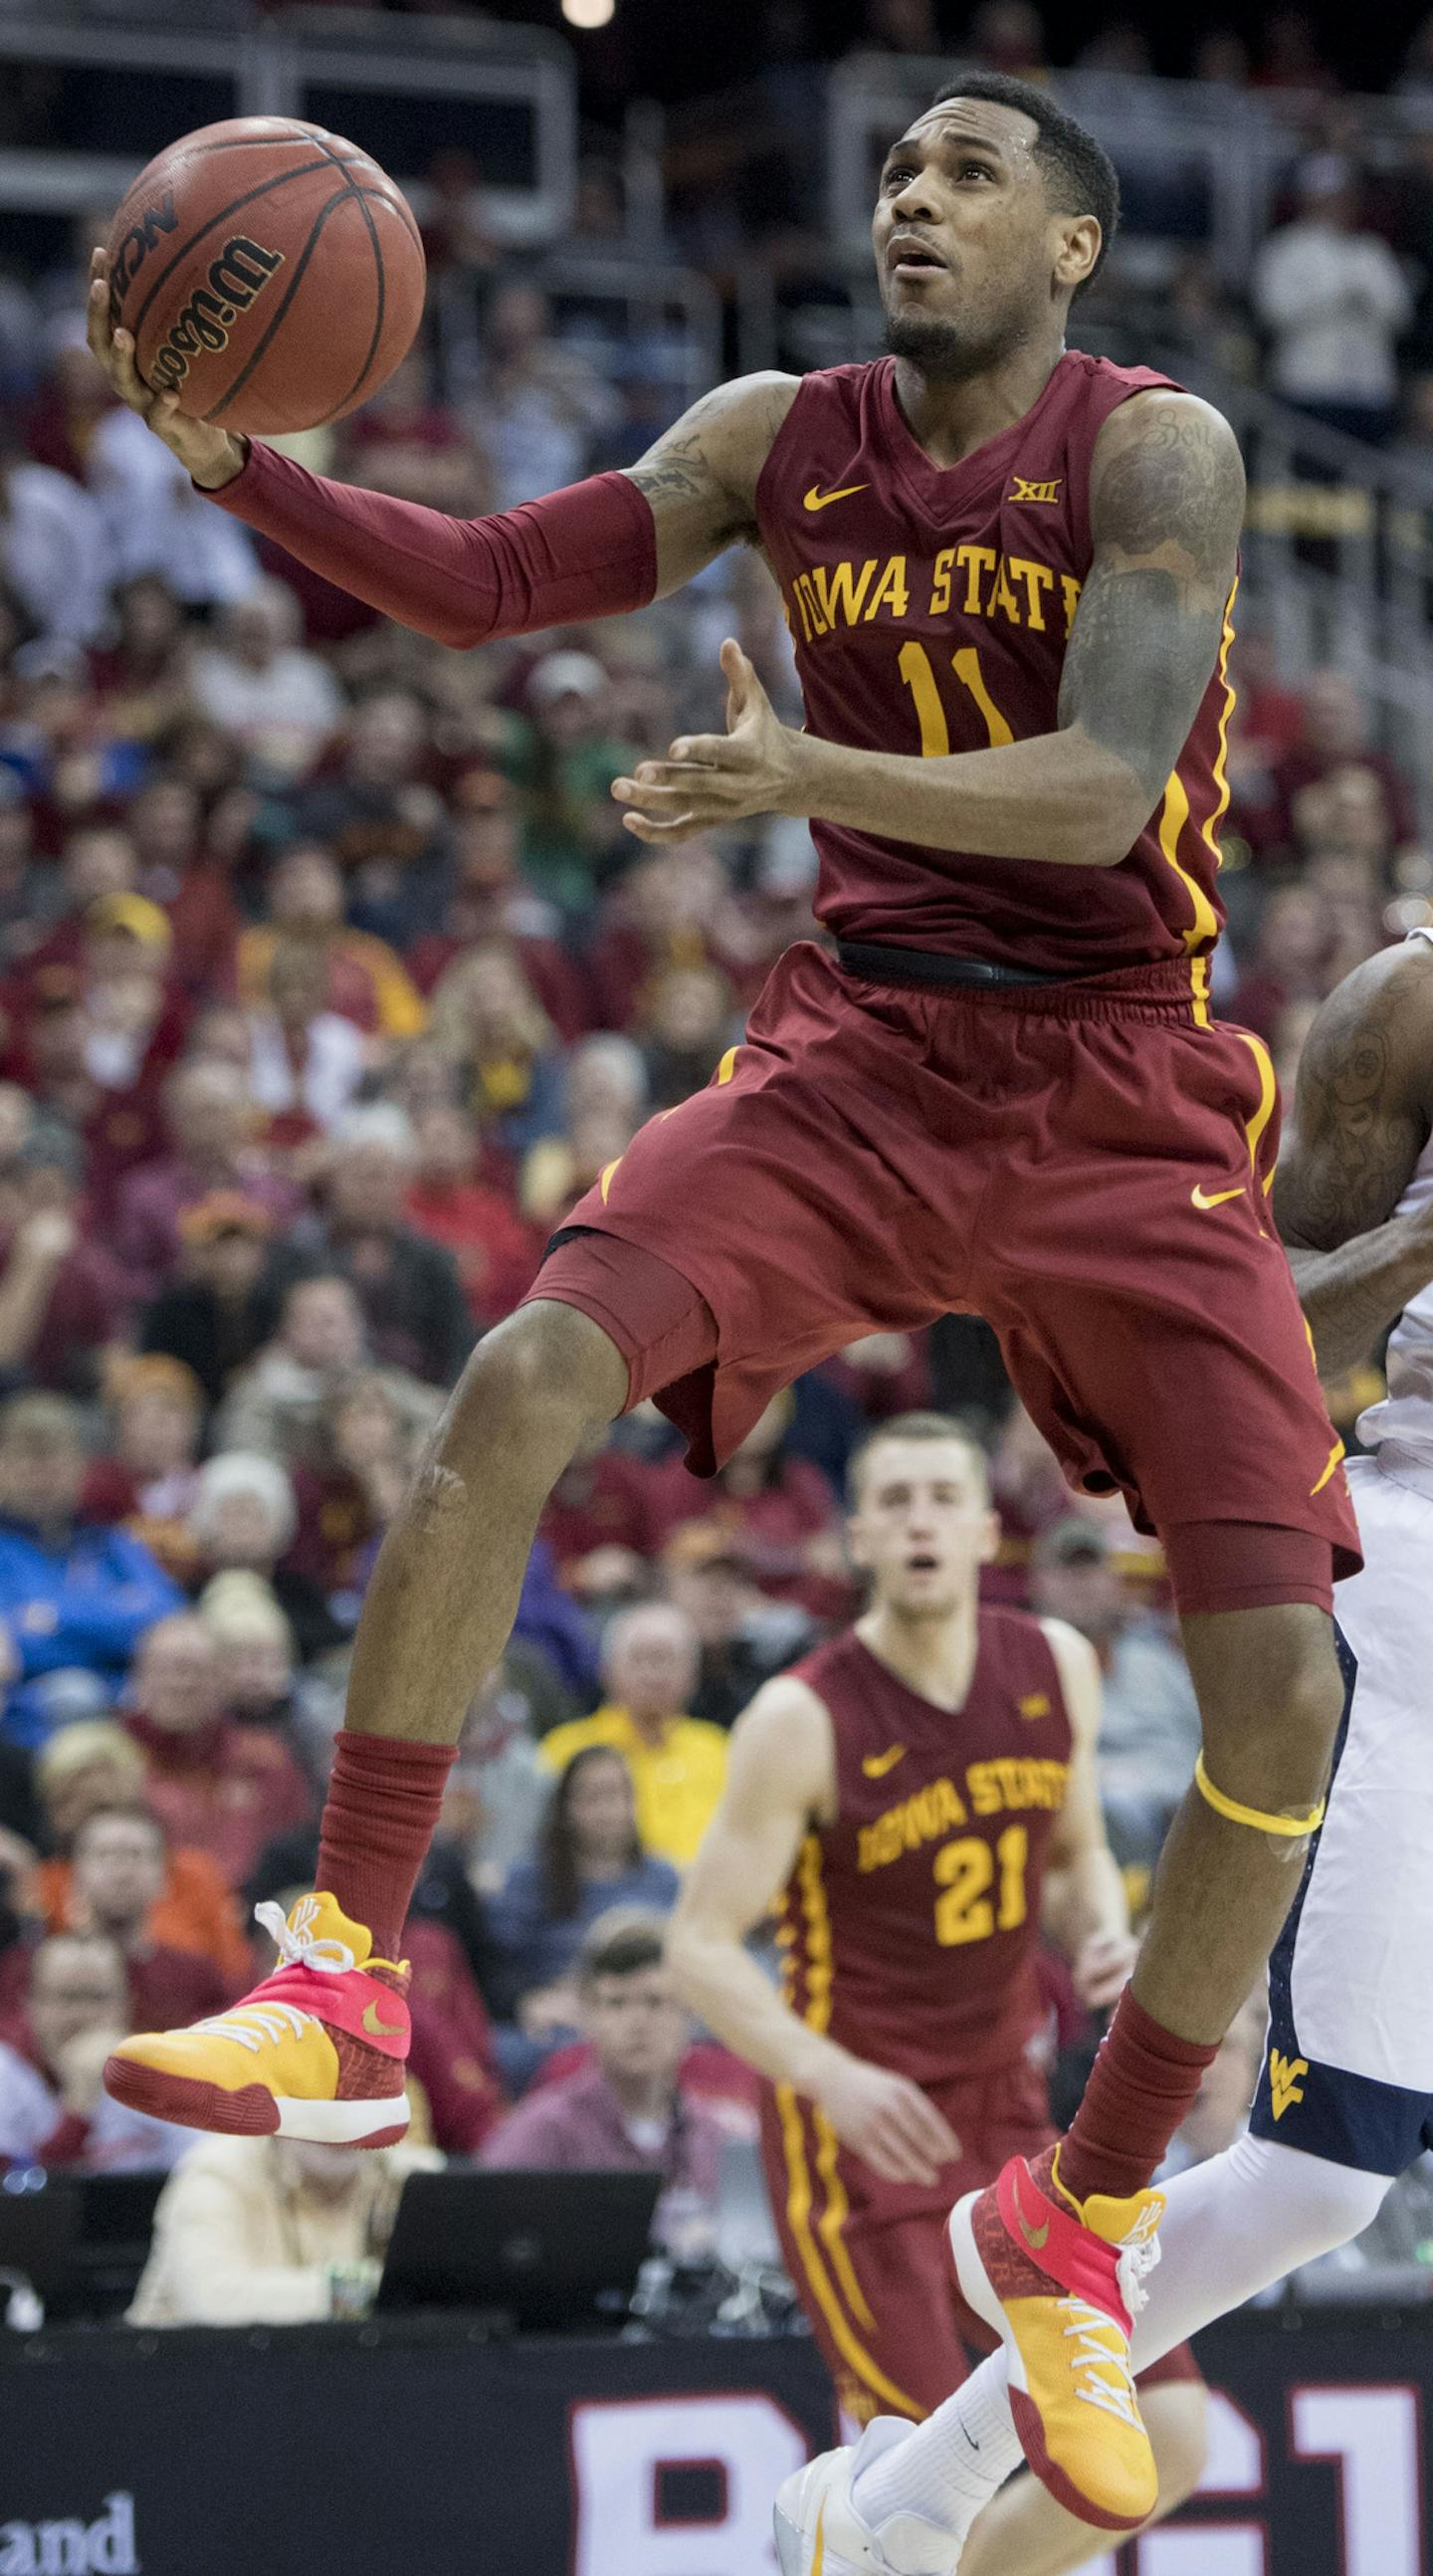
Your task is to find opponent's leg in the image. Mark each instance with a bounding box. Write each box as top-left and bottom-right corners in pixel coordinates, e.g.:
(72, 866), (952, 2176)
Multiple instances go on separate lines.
(958, 2386), (1206, 2576)
(104, 1299), (631, 2142)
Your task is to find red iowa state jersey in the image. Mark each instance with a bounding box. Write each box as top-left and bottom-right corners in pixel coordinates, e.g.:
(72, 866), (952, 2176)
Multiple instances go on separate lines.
(755, 351), (1235, 989)
(776, 1610), (1074, 2087)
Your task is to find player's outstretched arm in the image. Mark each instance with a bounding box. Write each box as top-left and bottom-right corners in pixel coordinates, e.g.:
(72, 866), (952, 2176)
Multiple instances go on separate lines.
(614, 390), (1244, 867)
(1037, 1619), (1136, 2011)
(1274, 941), (1433, 1377)
(668, 1677), (959, 2188)
(85, 248), (794, 643)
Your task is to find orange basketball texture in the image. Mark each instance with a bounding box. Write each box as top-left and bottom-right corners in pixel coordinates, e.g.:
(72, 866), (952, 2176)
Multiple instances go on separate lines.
(105, 117), (426, 437)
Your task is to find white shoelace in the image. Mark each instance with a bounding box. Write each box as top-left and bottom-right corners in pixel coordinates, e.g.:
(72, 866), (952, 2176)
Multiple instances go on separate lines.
(1060, 2299), (1141, 2426)
(253, 1897), (358, 1976)
(189, 1901), (359, 2057)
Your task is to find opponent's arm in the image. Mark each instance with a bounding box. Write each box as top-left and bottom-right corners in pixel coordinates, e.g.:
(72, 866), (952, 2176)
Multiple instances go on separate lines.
(1038, 1618), (1136, 2011)
(667, 1676), (959, 2188)
(85, 250), (793, 638)
(615, 388), (1244, 867)
(1273, 943), (1433, 1377)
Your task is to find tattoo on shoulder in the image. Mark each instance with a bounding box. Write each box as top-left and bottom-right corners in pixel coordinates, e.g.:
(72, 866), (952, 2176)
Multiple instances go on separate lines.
(627, 375), (795, 539)
(1093, 400), (1245, 586)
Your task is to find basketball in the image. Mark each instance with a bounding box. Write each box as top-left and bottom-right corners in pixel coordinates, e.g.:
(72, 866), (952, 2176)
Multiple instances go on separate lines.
(104, 116), (426, 437)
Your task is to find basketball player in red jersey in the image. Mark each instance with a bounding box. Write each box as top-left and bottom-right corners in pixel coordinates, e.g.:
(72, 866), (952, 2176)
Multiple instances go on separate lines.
(92, 72), (1358, 2532)
(670, 1415), (1206, 2575)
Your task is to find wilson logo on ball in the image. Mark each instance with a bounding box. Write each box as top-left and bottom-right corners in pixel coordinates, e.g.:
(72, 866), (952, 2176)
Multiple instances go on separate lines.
(146, 236), (286, 395)
(108, 193), (179, 311)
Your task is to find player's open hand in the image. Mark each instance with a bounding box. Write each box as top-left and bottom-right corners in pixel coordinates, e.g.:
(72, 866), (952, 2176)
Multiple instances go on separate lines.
(612, 640), (808, 844)
(85, 247), (246, 492)
(814, 2053), (961, 2189)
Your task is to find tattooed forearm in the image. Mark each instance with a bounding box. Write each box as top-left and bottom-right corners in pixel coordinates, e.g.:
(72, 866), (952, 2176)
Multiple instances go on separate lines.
(1059, 562), (1226, 804)
(1059, 392), (1243, 810)
(622, 372), (798, 591)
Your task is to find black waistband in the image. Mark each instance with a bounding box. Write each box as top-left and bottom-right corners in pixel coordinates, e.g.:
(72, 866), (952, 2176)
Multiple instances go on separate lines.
(836, 940), (1071, 990)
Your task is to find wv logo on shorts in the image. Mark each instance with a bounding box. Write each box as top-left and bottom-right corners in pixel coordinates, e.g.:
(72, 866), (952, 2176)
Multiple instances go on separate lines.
(1008, 476), (1062, 505)
(1268, 2048), (1309, 2120)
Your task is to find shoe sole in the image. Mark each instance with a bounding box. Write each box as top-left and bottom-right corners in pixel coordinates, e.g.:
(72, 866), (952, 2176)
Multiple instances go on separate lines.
(947, 2192), (1146, 2536)
(104, 2054), (410, 2149)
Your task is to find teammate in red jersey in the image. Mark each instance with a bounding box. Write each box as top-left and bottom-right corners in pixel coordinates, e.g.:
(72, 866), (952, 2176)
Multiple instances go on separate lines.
(670, 1415), (1206, 2575)
(93, 72), (1355, 2534)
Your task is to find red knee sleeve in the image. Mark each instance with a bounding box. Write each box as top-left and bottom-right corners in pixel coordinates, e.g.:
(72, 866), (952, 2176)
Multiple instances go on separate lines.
(208, 445), (657, 648)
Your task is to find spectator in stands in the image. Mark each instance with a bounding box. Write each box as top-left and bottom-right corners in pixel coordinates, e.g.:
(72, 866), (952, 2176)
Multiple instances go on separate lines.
(429, 944), (567, 1159)
(520, 1034), (649, 1234)
(1229, 883), (1332, 1041)
(539, 1604), (727, 1868)
(444, 1657), (572, 1899)
(506, 652), (644, 918)
(0, 1119), (124, 1396)
(29, 1718), (249, 1989)
(138, 1191), (272, 1414)
(0, 1929), (189, 2172)
(1029, 1518), (1202, 1868)
(67, 1806), (232, 2026)
(1269, 671), (1417, 851)
(245, 938), (370, 1139)
(1253, 156), (1411, 445)
(122, 1612), (312, 1886)
(130, 2132), (439, 2325)
(113, 1058), (298, 1298)
(660, 1392), (851, 1624)
(481, 1910), (722, 2254)
(638, 961), (739, 1109)
(0, 427), (107, 643)
(492, 1746), (680, 2084)
(81, 1355), (203, 1583)
(87, 396), (259, 612)
(87, 575), (196, 745)
(184, 1451), (343, 1666)
(269, 1111), (473, 1390)
(403, 1102), (538, 1329)
(662, 1522), (815, 1731)
(214, 1271), (437, 1471)
(237, 845), (426, 1042)
(197, 1573), (319, 1747)
(190, 581), (344, 780)
(281, 1373), (420, 1628)
(0, 1392), (183, 1747)
(474, 282), (620, 514)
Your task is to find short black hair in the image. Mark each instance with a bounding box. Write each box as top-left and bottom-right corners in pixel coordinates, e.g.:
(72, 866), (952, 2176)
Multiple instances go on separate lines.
(927, 71), (1121, 292)
(578, 1907), (668, 1986)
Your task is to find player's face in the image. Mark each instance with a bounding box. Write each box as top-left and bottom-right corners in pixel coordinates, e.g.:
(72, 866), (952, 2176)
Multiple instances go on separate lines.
(872, 101), (1091, 379)
(847, 1437), (999, 1617)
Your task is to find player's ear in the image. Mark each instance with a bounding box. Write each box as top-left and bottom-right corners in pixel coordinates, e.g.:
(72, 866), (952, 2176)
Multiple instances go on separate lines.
(1052, 214), (1100, 297)
(977, 1506), (1001, 1569)
(845, 1507), (871, 1574)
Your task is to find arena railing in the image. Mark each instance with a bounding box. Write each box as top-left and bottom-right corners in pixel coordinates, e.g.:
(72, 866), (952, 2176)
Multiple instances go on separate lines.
(0, 10), (576, 247)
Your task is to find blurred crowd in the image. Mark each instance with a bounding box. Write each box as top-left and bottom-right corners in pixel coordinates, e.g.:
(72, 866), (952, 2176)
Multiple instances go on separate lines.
(0, 3), (1428, 2328)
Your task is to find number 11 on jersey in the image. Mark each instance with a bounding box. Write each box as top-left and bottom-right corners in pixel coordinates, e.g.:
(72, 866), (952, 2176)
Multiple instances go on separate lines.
(899, 640), (1013, 753)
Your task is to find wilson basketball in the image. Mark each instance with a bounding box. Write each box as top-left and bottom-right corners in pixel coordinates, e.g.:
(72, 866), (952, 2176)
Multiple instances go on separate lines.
(105, 116), (426, 437)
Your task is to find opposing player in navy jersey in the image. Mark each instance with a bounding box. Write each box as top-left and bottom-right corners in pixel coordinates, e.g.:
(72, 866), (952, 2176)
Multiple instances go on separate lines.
(93, 73), (1354, 2533)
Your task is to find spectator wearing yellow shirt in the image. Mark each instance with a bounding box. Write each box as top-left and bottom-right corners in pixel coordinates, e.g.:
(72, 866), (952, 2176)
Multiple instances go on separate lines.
(539, 1603), (726, 1868)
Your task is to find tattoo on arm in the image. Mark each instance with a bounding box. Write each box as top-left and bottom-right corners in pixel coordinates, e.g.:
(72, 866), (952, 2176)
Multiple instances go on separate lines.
(1274, 979), (1424, 1252)
(1060, 396), (1245, 808)
(625, 374), (798, 570)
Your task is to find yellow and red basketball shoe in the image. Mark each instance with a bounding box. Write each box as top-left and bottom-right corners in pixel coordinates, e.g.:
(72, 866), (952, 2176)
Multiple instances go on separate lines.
(103, 1893), (411, 2148)
(948, 2151), (1164, 2533)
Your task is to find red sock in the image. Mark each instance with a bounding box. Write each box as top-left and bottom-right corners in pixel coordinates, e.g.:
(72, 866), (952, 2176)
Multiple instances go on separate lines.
(315, 1730), (457, 1963)
(1055, 1990), (1219, 2207)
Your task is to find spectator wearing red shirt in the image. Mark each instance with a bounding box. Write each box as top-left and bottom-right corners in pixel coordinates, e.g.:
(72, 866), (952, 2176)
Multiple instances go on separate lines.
(1267, 669), (1418, 852)
(238, 845), (425, 1042)
(123, 1612), (313, 1887)
(656, 1391), (853, 1624)
(80, 1353), (205, 1581)
(0, 1117), (125, 1397)
(65, 1804), (235, 2024)
(541, 1434), (671, 1599)
(112, 1057), (299, 1299)
(404, 1102), (538, 1329)
(406, 780), (587, 1043)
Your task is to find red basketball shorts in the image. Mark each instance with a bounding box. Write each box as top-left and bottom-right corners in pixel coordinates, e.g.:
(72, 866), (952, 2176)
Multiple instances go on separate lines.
(526, 942), (1360, 1610)
(756, 2054), (1200, 2424)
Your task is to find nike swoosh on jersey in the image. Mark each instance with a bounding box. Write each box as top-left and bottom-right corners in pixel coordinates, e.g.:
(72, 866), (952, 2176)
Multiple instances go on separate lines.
(862, 1743), (908, 1779)
(803, 482), (870, 512)
(1190, 1182), (1244, 1209)
(361, 2000), (407, 2039)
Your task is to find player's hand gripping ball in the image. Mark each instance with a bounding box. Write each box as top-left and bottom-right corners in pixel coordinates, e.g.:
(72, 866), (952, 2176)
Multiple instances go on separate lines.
(102, 116), (426, 437)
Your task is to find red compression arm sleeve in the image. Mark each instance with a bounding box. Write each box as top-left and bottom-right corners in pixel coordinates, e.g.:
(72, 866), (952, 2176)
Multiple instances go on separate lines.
(206, 441), (659, 647)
